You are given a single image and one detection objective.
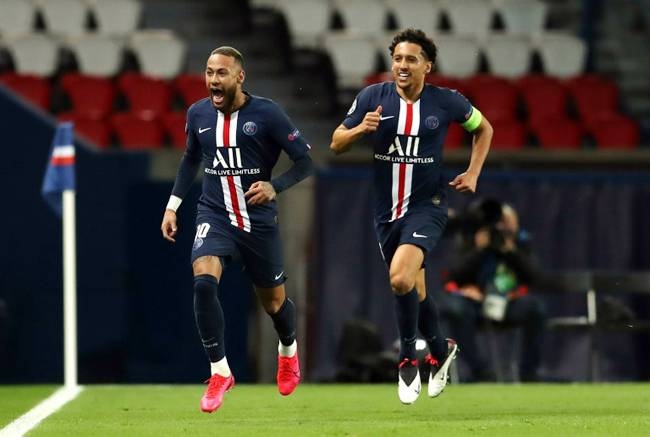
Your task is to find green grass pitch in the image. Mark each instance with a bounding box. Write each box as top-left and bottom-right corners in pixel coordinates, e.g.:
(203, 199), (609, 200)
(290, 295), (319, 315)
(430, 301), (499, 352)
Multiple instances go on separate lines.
(2, 383), (649, 436)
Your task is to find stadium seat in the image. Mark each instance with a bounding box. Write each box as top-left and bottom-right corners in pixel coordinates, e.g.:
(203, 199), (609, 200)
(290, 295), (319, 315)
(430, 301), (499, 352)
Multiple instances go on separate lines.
(111, 112), (164, 149)
(490, 119), (527, 149)
(161, 111), (187, 150)
(426, 74), (466, 95)
(66, 34), (125, 77)
(60, 73), (116, 120)
(496, 0), (548, 38)
(588, 115), (640, 149)
(4, 33), (61, 77)
(442, 0), (494, 38)
(128, 30), (187, 79)
(38, 0), (89, 38)
(433, 35), (481, 78)
(321, 32), (379, 89)
(464, 79), (519, 122)
(386, 0), (442, 34)
(514, 74), (569, 125)
(530, 117), (584, 149)
(444, 122), (465, 149)
(58, 112), (112, 148)
(564, 74), (620, 126)
(90, 0), (143, 37)
(334, 0), (389, 37)
(174, 73), (207, 107)
(118, 72), (172, 119)
(482, 34), (532, 78)
(0, 73), (51, 111)
(537, 32), (586, 78)
(0, 0), (37, 37)
(274, 0), (333, 48)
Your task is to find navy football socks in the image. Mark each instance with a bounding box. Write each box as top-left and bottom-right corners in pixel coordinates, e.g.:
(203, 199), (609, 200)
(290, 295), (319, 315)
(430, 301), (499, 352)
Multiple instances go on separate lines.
(395, 288), (419, 360)
(193, 274), (226, 362)
(269, 297), (297, 347)
(418, 292), (448, 360)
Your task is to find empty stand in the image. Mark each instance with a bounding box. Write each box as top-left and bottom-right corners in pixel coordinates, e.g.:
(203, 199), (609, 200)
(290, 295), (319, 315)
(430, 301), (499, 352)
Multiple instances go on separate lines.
(4, 34), (61, 76)
(60, 73), (116, 120)
(588, 115), (640, 149)
(386, 0), (441, 34)
(496, 0), (548, 38)
(426, 74), (466, 94)
(128, 30), (186, 79)
(464, 78), (519, 122)
(334, 0), (389, 36)
(537, 32), (586, 78)
(482, 34), (532, 78)
(161, 111), (187, 149)
(444, 123), (465, 149)
(58, 113), (112, 148)
(515, 74), (569, 125)
(565, 74), (620, 126)
(0, 0), (37, 37)
(67, 34), (125, 77)
(530, 118), (584, 149)
(174, 73), (207, 107)
(442, 0), (494, 38)
(275, 0), (332, 48)
(111, 112), (164, 149)
(39, 0), (89, 38)
(433, 35), (481, 78)
(321, 32), (379, 90)
(0, 73), (51, 111)
(490, 119), (527, 149)
(90, 0), (143, 37)
(118, 72), (172, 119)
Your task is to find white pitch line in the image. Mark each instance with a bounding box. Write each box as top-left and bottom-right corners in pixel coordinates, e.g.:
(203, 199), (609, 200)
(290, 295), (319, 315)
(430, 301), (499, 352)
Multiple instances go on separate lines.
(0, 385), (83, 437)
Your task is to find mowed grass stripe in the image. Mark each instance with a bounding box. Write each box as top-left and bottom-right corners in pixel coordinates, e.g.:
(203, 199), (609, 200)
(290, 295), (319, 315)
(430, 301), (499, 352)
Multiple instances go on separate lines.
(9, 384), (650, 436)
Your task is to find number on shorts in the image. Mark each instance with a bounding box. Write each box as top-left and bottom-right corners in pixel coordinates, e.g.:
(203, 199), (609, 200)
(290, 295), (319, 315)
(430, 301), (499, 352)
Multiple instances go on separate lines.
(195, 223), (210, 240)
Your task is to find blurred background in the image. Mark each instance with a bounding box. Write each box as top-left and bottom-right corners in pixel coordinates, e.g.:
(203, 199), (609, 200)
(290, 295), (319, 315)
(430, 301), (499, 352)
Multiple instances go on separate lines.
(1, 0), (649, 385)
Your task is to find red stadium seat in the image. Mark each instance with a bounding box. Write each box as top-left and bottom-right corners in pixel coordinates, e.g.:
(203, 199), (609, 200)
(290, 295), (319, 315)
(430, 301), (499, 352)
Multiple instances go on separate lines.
(58, 112), (112, 148)
(0, 73), (51, 111)
(117, 72), (172, 119)
(514, 74), (569, 125)
(463, 75), (518, 122)
(565, 74), (619, 125)
(161, 111), (187, 149)
(111, 112), (164, 149)
(60, 73), (116, 120)
(426, 74), (466, 95)
(530, 117), (584, 149)
(364, 71), (391, 86)
(444, 123), (465, 149)
(174, 73), (207, 107)
(588, 115), (640, 149)
(490, 120), (528, 149)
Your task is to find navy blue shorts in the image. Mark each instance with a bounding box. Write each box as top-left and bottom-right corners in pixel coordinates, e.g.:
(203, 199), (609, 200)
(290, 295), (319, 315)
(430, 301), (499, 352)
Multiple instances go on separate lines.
(191, 212), (285, 288)
(374, 205), (448, 267)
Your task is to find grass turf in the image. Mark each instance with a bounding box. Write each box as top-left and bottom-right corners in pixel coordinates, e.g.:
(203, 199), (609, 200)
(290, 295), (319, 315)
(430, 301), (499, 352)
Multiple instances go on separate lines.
(2, 384), (649, 436)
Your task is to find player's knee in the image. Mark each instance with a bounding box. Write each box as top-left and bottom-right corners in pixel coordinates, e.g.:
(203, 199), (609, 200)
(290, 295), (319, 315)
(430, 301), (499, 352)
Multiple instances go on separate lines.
(390, 272), (414, 295)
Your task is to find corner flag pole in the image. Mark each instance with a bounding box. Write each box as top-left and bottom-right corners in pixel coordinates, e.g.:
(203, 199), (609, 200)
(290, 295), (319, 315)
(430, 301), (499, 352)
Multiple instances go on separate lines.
(62, 189), (78, 389)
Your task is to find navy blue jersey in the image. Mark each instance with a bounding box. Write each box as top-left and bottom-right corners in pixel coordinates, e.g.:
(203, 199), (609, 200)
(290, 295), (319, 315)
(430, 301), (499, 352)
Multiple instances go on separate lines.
(342, 82), (476, 223)
(185, 94), (311, 232)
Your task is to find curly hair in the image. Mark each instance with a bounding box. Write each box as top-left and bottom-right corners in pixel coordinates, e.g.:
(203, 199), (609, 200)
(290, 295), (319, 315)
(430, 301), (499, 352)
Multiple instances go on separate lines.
(389, 28), (437, 64)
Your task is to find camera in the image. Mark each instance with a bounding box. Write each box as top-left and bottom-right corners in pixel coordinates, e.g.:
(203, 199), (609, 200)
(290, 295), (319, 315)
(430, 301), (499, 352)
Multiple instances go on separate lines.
(446, 198), (507, 250)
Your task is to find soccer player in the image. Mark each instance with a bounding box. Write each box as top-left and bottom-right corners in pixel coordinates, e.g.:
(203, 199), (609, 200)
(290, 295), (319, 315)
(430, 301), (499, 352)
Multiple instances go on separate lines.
(329, 28), (493, 404)
(161, 46), (313, 413)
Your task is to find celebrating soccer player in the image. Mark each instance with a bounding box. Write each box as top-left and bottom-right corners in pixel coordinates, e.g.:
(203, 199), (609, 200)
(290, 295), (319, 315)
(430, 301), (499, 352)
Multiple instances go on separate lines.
(330, 28), (493, 404)
(161, 46), (313, 413)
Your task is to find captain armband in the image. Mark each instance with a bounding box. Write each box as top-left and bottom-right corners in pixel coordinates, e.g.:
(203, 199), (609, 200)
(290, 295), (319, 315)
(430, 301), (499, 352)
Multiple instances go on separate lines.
(166, 195), (183, 212)
(461, 107), (483, 132)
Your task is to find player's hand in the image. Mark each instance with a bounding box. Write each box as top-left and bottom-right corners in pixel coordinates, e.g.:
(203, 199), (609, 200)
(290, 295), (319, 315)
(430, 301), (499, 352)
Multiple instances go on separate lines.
(161, 209), (178, 243)
(449, 171), (478, 193)
(245, 181), (276, 205)
(360, 105), (383, 133)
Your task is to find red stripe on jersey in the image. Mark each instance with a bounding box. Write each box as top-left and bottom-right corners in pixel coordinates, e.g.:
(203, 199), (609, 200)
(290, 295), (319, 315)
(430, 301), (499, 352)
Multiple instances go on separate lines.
(222, 114), (245, 230)
(404, 103), (413, 135)
(51, 156), (75, 166)
(395, 163), (406, 218)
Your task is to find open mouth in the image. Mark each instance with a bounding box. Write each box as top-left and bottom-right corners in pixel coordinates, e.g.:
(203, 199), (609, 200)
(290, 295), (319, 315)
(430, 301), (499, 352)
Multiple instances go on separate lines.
(210, 87), (224, 106)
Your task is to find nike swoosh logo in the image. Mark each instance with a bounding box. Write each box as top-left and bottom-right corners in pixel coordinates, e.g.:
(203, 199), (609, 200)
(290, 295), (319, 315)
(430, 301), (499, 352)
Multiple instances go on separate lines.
(274, 272), (284, 280)
(412, 232), (428, 238)
(380, 115), (395, 120)
(198, 127), (212, 133)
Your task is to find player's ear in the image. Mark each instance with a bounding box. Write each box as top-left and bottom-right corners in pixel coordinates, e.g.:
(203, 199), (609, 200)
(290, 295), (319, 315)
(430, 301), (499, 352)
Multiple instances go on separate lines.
(425, 61), (432, 74)
(237, 70), (245, 84)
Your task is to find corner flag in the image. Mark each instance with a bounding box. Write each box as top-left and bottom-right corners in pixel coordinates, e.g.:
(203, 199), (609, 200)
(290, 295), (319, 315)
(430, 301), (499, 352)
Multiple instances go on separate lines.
(42, 122), (75, 216)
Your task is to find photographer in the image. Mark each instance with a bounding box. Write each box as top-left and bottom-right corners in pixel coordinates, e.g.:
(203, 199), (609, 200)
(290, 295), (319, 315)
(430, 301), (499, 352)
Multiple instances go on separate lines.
(444, 202), (546, 382)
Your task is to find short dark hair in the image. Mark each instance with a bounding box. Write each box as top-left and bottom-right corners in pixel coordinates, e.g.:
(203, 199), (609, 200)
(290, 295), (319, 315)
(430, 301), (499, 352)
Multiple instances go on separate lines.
(210, 46), (244, 67)
(389, 28), (437, 64)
